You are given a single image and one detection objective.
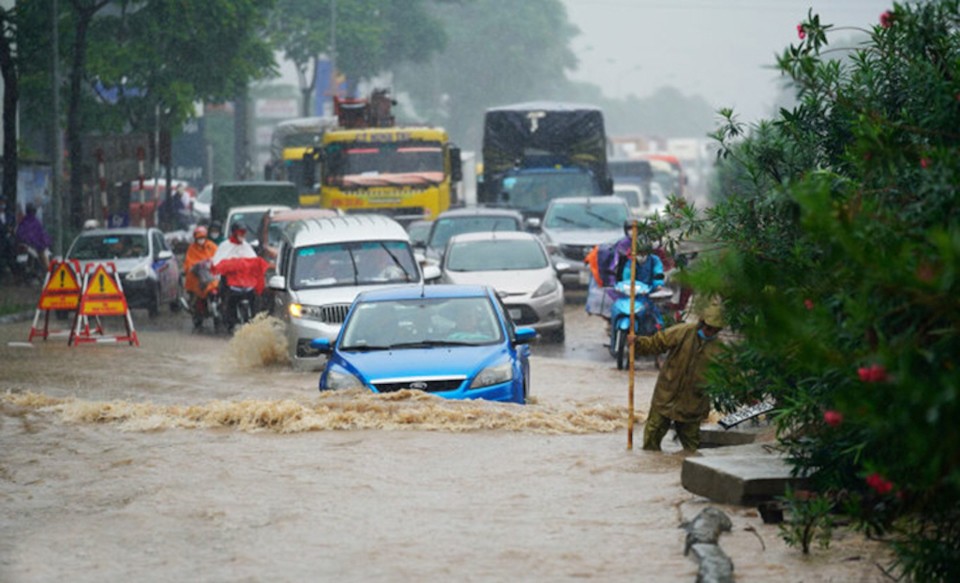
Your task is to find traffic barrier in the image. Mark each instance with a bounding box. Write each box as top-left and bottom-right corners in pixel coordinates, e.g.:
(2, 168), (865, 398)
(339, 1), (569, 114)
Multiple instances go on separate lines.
(69, 262), (139, 347)
(28, 259), (82, 342)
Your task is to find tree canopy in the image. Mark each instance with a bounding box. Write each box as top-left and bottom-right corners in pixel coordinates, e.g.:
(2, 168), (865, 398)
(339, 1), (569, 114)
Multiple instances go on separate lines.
(661, 3), (960, 579)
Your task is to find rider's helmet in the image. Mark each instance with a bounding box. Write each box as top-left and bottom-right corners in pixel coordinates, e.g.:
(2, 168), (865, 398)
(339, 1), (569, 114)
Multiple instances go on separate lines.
(193, 225), (208, 240)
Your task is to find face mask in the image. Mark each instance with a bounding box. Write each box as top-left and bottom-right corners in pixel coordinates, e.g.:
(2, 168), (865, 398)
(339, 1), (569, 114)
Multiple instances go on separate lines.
(195, 238), (206, 244)
(698, 329), (717, 341)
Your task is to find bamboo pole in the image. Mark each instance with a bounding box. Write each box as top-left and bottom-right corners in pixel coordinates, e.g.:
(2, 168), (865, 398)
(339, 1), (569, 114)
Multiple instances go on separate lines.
(627, 220), (638, 450)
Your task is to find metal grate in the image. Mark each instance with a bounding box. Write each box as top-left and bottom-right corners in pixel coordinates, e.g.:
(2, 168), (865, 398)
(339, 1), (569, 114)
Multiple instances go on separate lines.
(507, 304), (539, 325)
(320, 303), (352, 324)
(559, 244), (591, 262)
(373, 378), (465, 393)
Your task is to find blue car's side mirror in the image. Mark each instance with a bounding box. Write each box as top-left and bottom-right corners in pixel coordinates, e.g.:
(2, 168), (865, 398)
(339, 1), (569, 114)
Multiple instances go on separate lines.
(309, 338), (333, 353)
(514, 327), (537, 344)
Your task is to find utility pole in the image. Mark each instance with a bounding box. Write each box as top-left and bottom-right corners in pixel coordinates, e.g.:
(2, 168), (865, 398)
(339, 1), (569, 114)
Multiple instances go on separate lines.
(51, 0), (63, 256)
(330, 0), (337, 96)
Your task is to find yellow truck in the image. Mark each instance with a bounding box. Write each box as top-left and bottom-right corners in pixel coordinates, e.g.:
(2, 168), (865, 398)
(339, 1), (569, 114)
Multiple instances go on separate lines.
(301, 91), (462, 221)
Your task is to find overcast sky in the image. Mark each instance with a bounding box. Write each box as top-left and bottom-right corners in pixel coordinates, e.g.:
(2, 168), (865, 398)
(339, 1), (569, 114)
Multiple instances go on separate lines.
(563, 0), (894, 123)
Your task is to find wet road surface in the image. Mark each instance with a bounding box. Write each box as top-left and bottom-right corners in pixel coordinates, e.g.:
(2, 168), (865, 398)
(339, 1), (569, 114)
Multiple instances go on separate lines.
(0, 295), (892, 582)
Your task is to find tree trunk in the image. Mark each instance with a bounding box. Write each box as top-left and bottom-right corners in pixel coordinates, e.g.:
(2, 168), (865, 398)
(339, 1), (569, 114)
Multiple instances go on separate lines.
(0, 12), (18, 222)
(233, 85), (249, 180)
(66, 8), (90, 231)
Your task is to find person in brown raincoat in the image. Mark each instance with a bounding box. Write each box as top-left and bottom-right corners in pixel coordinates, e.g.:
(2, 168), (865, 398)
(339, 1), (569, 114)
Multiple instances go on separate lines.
(635, 303), (725, 451)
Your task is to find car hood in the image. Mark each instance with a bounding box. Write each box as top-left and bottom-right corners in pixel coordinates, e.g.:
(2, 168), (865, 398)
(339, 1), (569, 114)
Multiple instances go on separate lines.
(292, 283), (420, 306)
(442, 268), (553, 296)
(340, 343), (508, 381)
(541, 228), (621, 246)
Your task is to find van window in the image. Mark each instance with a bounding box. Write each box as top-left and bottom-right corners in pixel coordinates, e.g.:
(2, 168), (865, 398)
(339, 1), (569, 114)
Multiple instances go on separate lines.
(291, 240), (419, 289)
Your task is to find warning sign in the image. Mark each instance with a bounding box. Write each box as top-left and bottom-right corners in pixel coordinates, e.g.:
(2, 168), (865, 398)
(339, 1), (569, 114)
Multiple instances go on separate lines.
(28, 259), (83, 342)
(86, 265), (122, 297)
(38, 262), (81, 311)
(70, 262), (139, 347)
(79, 265), (128, 316)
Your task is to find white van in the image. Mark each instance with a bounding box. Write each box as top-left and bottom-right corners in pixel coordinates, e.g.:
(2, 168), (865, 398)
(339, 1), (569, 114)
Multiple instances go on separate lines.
(269, 214), (435, 366)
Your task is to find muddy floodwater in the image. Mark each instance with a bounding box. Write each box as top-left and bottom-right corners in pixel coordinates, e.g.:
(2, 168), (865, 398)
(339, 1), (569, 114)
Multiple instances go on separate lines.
(0, 305), (891, 582)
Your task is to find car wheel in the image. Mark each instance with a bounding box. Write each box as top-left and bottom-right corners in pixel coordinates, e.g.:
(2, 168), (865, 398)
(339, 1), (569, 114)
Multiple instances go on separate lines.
(148, 285), (160, 318)
(170, 282), (183, 312)
(615, 328), (627, 370)
(547, 323), (565, 343)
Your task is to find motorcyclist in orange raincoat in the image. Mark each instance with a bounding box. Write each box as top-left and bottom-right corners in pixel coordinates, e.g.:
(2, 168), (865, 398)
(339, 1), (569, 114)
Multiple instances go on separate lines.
(183, 225), (219, 328)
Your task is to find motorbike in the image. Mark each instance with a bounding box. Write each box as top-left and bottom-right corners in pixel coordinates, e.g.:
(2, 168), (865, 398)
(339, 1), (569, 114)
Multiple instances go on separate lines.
(13, 241), (47, 286)
(608, 279), (674, 370)
(211, 255), (268, 333)
(189, 261), (224, 332)
(222, 281), (257, 333)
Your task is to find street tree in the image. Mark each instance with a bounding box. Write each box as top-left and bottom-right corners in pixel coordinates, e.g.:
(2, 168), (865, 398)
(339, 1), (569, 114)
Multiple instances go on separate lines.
(394, 0), (578, 149)
(679, 3), (960, 579)
(0, 6), (16, 222)
(17, 0), (275, 230)
(267, 0), (446, 117)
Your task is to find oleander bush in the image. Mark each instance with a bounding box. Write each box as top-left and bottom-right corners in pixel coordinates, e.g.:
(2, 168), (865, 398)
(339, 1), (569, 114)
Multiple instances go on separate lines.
(674, 2), (960, 579)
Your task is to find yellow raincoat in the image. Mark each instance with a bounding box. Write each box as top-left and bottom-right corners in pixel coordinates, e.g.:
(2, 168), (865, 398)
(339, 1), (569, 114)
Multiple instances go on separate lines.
(635, 322), (722, 423)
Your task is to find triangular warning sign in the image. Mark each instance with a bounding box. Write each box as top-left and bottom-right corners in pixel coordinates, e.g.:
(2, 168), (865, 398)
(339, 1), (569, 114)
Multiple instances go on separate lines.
(46, 262), (81, 293)
(86, 264), (122, 297)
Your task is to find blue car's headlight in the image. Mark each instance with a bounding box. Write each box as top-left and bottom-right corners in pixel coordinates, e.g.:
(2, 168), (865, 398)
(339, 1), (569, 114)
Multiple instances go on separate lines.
(325, 366), (365, 390)
(470, 362), (513, 389)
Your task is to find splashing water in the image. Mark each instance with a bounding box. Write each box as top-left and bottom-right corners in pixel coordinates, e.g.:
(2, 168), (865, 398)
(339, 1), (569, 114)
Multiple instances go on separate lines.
(226, 313), (290, 368)
(2, 389), (636, 435)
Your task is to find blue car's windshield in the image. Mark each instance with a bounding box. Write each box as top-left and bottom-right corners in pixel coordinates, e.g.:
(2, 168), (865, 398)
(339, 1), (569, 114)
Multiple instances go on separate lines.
(340, 296), (503, 349)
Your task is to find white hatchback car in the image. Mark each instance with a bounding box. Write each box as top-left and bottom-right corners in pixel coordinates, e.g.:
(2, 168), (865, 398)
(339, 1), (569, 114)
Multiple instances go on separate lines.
(440, 231), (565, 342)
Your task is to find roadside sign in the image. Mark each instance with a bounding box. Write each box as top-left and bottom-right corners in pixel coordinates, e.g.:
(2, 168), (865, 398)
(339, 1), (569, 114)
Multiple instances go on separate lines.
(28, 259), (83, 342)
(70, 262), (139, 347)
(79, 264), (127, 316)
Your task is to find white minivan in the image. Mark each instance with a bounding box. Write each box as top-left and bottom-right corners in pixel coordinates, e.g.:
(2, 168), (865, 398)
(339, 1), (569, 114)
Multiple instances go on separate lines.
(269, 214), (437, 366)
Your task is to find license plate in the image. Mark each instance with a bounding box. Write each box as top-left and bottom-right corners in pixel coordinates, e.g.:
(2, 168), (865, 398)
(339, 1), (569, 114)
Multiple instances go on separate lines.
(578, 271), (590, 285)
(15, 253), (28, 264)
(508, 309), (521, 320)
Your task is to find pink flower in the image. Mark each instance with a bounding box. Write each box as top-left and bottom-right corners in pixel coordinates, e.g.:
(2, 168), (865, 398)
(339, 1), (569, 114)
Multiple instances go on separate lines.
(797, 24), (806, 40)
(858, 363), (888, 383)
(880, 11), (894, 28)
(823, 410), (843, 427)
(804, 298), (814, 310)
(920, 158), (931, 169)
(866, 473), (894, 495)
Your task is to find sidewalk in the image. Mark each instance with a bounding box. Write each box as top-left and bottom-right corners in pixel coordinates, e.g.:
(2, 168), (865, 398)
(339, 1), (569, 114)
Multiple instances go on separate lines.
(0, 276), (42, 324)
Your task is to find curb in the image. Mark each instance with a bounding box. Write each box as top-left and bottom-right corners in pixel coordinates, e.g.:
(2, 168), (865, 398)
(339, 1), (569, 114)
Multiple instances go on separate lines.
(0, 310), (35, 325)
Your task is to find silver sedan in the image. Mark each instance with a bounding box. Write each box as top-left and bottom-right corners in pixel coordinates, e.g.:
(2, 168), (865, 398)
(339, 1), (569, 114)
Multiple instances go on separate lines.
(440, 231), (565, 342)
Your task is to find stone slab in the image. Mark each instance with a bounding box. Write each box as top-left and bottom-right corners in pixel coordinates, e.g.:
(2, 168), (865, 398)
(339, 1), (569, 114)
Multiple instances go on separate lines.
(700, 423), (770, 447)
(681, 454), (808, 506)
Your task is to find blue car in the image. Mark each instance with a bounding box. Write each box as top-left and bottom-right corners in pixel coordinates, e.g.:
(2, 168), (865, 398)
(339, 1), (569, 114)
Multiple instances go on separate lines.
(312, 285), (537, 404)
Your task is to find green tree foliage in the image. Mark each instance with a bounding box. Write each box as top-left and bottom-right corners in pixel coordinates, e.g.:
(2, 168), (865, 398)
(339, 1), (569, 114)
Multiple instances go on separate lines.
(16, 0), (275, 228)
(268, 0), (447, 115)
(691, 3), (960, 579)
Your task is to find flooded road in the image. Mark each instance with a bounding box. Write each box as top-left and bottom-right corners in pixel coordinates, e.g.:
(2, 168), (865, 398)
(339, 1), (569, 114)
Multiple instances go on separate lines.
(0, 300), (890, 582)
